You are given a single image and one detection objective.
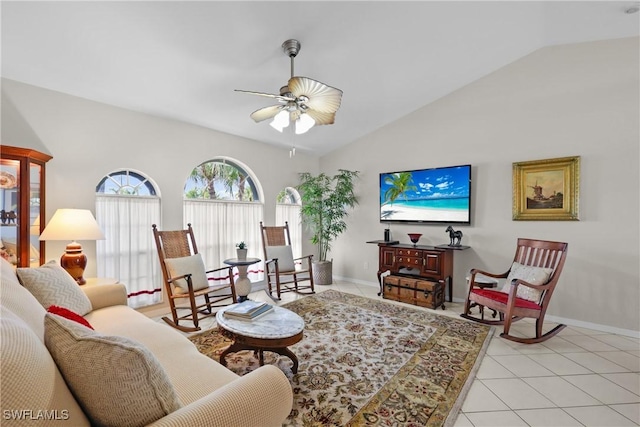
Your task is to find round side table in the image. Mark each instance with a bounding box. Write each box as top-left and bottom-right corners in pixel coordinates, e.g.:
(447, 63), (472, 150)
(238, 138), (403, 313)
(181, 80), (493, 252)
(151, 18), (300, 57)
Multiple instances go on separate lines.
(223, 257), (261, 302)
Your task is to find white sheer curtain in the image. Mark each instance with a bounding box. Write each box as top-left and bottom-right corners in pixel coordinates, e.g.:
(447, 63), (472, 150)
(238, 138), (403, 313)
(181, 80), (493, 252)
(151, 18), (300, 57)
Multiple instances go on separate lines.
(184, 200), (264, 283)
(276, 203), (302, 258)
(96, 195), (162, 308)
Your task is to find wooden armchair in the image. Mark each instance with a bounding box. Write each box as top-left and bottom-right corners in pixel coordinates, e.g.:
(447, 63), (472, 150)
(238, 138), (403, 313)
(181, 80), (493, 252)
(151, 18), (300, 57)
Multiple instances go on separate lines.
(152, 224), (236, 332)
(461, 238), (568, 344)
(260, 221), (314, 300)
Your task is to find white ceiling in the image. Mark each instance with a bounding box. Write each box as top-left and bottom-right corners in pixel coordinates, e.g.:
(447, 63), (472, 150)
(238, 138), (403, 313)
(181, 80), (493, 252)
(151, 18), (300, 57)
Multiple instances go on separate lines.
(2, 1), (638, 156)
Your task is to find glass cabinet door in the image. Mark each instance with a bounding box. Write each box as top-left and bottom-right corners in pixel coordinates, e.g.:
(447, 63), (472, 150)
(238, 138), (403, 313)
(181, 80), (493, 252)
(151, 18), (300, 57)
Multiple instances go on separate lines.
(0, 146), (52, 267)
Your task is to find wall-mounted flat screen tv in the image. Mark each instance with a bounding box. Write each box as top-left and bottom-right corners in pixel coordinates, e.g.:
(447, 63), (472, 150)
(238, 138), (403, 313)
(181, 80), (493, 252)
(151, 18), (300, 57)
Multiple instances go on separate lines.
(380, 164), (471, 224)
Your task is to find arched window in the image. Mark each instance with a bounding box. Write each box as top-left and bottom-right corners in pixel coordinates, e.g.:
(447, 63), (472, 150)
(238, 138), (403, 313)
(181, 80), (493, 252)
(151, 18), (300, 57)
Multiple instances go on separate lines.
(183, 158), (264, 284)
(96, 170), (157, 196)
(96, 169), (161, 308)
(276, 187), (302, 258)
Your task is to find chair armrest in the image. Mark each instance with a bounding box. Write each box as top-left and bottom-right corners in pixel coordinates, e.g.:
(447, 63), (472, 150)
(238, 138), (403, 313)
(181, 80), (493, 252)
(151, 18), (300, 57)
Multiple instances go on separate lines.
(82, 283), (128, 310)
(168, 273), (191, 283)
(469, 268), (508, 279)
(467, 269), (507, 291)
(205, 266), (233, 275)
(508, 278), (549, 291)
(148, 365), (293, 427)
(293, 254), (313, 262)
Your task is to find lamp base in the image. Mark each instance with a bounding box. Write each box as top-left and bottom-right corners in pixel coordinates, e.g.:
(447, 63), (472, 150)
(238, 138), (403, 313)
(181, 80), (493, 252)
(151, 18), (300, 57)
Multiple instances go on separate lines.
(60, 242), (87, 285)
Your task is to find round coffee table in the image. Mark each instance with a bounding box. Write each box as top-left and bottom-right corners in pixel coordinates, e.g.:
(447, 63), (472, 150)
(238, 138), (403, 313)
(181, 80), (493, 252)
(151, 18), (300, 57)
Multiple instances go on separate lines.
(216, 304), (304, 373)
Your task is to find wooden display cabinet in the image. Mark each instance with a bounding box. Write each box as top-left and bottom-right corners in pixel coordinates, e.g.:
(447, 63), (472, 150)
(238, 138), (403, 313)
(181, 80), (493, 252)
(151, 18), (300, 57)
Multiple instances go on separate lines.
(0, 146), (52, 267)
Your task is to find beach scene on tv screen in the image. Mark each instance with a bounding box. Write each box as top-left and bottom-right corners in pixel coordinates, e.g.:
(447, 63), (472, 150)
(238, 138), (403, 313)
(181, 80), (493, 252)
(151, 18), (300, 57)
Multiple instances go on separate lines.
(380, 166), (470, 222)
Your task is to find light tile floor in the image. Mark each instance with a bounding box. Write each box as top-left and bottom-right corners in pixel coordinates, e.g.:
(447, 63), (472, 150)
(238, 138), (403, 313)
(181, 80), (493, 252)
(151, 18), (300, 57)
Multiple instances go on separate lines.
(155, 280), (640, 427)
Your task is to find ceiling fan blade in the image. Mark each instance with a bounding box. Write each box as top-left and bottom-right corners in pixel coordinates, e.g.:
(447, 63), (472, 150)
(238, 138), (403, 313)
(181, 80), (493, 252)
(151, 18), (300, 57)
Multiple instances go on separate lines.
(305, 109), (336, 126)
(250, 105), (283, 123)
(235, 89), (295, 102)
(288, 77), (343, 114)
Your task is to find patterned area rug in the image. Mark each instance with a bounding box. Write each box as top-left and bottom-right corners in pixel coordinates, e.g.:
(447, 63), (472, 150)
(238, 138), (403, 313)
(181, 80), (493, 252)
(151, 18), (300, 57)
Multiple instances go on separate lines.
(189, 290), (492, 426)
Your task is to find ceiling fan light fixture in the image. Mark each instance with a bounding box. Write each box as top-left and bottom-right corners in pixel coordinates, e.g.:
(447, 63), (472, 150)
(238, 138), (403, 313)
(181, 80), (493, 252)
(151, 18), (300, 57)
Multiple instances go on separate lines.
(236, 38), (342, 139)
(270, 109), (290, 132)
(295, 113), (315, 135)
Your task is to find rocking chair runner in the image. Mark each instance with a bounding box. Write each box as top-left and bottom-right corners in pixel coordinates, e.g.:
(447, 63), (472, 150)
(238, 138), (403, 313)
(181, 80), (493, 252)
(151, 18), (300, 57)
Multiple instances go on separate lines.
(260, 221), (314, 300)
(461, 238), (568, 344)
(152, 224), (236, 332)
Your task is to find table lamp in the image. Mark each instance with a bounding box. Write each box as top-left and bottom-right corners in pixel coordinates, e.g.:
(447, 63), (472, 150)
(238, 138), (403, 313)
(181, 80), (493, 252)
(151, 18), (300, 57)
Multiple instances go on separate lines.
(39, 209), (105, 285)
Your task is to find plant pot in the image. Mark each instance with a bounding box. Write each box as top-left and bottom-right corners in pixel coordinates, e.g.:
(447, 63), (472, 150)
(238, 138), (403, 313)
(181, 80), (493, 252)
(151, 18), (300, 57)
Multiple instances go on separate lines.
(313, 260), (332, 285)
(236, 248), (247, 260)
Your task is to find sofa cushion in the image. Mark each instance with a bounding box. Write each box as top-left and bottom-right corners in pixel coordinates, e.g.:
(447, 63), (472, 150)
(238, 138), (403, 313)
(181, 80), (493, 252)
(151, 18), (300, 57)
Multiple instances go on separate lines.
(44, 313), (182, 427)
(501, 262), (554, 302)
(85, 304), (241, 406)
(266, 245), (296, 272)
(17, 261), (92, 315)
(164, 253), (209, 294)
(1, 258), (48, 340)
(48, 305), (94, 330)
(1, 307), (89, 426)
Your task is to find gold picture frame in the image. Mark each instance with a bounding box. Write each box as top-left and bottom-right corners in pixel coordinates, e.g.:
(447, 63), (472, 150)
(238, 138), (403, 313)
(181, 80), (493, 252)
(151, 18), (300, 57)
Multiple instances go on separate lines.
(513, 156), (580, 221)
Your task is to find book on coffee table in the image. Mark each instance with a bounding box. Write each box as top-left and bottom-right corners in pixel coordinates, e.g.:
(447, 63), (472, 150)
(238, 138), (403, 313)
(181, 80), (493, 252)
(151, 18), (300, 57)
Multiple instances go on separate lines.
(224, 300), (273, 320)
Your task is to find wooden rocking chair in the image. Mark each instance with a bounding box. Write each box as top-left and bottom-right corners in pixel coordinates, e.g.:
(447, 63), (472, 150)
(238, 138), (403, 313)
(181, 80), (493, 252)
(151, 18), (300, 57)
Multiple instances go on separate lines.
(461, 238), (568, 344)
(152, 224), (236, 332)
(260, 221), (314, 300)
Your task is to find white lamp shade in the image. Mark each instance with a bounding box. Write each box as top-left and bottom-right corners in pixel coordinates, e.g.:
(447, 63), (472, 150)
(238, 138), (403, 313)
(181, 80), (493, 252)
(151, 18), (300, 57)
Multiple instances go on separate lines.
(39, 209), (105, 241)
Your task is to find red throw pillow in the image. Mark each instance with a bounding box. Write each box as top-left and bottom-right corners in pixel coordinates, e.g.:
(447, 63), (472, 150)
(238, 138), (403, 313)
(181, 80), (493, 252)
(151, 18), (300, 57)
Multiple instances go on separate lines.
(47, 305), (94, 330)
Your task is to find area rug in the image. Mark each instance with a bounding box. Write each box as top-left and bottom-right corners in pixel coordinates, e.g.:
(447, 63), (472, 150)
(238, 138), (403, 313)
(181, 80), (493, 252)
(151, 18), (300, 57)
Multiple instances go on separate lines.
(189, 290), (493, 426)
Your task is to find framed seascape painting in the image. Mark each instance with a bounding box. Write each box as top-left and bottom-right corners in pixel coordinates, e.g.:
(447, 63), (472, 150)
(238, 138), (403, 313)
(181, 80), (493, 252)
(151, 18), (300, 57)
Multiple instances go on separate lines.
(512, 156), (580, 221)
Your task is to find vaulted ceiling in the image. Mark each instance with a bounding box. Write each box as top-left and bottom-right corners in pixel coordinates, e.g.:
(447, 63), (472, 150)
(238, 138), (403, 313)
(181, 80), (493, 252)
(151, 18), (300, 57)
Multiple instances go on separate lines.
(2, 2), (638, 155)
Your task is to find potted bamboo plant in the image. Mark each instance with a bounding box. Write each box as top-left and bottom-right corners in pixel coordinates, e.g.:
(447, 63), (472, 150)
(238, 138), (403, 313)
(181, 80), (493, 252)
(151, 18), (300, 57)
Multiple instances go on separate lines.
(297, 169), (359, 285)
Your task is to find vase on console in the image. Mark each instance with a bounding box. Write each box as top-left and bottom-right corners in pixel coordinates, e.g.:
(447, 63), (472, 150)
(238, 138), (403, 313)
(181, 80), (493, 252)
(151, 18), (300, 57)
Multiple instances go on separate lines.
(408, 233), (422, 247)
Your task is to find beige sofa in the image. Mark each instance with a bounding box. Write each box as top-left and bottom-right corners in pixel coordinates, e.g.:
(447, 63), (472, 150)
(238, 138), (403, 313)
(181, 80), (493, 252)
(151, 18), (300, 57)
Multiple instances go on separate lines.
(0, 258), (293, 426)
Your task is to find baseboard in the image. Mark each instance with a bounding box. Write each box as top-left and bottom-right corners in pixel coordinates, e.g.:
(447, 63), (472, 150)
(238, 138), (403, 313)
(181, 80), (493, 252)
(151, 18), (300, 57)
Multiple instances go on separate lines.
(334, 276), (640, 339)
(543, 314), (640, 339)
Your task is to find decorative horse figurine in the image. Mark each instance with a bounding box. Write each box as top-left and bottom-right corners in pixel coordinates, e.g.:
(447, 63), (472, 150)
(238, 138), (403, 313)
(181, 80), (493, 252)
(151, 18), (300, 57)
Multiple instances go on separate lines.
(445, 226), (463, 246)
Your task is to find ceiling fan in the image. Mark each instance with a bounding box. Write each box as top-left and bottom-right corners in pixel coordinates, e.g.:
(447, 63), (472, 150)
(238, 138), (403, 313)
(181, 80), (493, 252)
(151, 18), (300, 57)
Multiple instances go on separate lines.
(235, 39), (343, 135)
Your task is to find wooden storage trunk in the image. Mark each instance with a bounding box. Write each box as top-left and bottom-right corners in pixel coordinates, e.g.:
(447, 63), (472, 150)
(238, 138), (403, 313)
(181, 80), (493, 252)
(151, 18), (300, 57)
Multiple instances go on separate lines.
(383, 275), (446, 310)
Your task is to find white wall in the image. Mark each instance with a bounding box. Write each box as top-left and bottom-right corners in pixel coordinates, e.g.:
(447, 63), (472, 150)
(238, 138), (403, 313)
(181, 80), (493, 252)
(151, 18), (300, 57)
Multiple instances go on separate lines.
(1, 78), (319, 279)
(3, 37), (638, 334)
(321, 38), (640, 334)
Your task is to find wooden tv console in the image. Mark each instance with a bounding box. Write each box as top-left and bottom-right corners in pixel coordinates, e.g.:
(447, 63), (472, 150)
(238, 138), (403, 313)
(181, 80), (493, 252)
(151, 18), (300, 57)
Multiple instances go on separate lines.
(369, 241), (467, 303)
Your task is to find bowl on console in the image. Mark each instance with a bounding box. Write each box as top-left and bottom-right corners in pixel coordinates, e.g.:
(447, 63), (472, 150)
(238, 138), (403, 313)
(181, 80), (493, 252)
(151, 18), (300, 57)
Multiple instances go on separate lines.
(407, 233), (422, 247)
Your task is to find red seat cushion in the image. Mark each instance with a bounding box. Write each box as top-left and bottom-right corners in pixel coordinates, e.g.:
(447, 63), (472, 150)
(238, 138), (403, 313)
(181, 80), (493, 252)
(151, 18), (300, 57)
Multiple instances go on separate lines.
(471, 289), (541, 310)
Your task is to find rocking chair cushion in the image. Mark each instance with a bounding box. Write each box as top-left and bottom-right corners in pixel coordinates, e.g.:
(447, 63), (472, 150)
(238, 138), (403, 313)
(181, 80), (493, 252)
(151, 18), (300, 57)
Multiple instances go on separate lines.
(164, 253), (209, 295)
(501, 262), (553, 302)
(266, 246), (296, 272)
(472, 288), (541, 310)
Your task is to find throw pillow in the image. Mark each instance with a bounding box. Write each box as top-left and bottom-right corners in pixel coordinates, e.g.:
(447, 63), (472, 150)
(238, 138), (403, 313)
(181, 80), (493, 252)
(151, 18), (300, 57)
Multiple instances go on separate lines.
(266, 245), (296, 272)
(17, 261), (92, 315)
(501, 262), (554, 302)
(44, 314), (181, 427)
(48, 305), (94, 330)
(164, 253), (209, 294)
